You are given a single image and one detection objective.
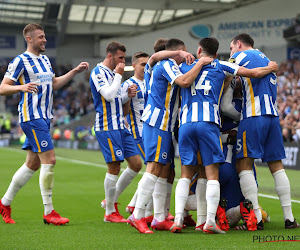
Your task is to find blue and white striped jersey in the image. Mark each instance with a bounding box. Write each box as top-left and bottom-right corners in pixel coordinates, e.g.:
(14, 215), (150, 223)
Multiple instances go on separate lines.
(121, 76), (145, 139)
(141, 59), (182, 132)
(143, 61), (153, 107)
(90, 63), (125, 131)
(179, 59), (239, 126)
(230, 49), (278, 119)
(4, 51), (55, 123)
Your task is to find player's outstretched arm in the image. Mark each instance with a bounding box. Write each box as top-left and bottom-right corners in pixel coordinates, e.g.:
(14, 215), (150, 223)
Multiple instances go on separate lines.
(175, 56), (213, 88)
(237, 61), (278, 78)
(0, 78), (39, 96)
(148, 50), (195, 67)
(53, 62), (89, 90)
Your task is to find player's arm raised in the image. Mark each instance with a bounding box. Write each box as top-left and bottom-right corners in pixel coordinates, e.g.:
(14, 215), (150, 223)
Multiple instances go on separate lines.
(122, 84), (137, 117)
(174, 56), (213, 88)
(236, 61), (278, 78)
(52, 62), (89, 90)
(149, 50), (195, 67)
(99, 62), (125, 102)
(0, 77), (39, 95)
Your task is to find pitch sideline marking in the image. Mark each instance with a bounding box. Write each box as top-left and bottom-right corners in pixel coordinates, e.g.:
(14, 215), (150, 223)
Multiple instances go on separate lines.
(2, 147), (300, 204)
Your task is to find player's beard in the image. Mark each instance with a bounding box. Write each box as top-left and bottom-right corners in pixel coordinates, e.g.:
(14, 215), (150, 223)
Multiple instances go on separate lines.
(111, 57), (117, 70)
(33, 43), (45, 54)
(39, 44), (46, 53)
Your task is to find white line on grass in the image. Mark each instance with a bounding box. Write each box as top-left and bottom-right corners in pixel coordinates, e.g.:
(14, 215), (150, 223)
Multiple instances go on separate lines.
(2, 147), (300, 204)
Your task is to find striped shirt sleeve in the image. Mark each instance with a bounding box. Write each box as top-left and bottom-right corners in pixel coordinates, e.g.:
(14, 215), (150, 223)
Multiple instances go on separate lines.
(161, 59), (183, 85)
(219, 60), (239, 76)
(91, 69), (109, 92)
(4, 56), (24, 82)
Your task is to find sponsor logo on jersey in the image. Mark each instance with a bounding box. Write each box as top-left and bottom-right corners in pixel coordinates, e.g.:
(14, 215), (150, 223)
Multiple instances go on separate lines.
(228, 57), (236, 63)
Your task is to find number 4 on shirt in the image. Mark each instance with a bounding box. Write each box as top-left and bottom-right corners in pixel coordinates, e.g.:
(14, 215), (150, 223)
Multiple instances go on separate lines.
(191, 70), (211, 96)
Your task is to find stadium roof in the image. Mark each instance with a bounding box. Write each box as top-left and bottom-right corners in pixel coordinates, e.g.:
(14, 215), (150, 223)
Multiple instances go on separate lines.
(0, 0), (265, 43)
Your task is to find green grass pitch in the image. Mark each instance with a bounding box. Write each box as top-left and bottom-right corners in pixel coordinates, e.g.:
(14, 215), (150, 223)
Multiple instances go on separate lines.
(0, 146), (300, 249)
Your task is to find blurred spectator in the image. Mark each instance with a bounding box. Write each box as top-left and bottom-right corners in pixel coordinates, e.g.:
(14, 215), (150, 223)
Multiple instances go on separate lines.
(53, 128), (62, 140)
(277, 59), (300, 143)
(0, 115), (3, 133)
(63, 129), (74, 140)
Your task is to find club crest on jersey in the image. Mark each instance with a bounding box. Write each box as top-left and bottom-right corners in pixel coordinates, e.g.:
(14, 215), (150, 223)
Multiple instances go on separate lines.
(116, 150), (122, 157)
(41, 140), (48, 147)
(96, 74), (102, 82)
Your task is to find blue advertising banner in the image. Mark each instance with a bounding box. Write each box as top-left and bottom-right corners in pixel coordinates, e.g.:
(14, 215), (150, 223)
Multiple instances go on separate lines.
(0, 36), (16, 48)
(287, 47), (300, 60)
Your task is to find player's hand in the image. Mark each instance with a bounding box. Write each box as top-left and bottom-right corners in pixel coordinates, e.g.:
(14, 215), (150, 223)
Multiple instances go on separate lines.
(128, 84), (138, 98)
(268, 61), (278, 72)
(74, 62), (89, 73)
(115, 63), (125, 75)
(21, 83), (40, 93)
(179, 51), (195, 65)
(223, 130), (237, 145)
(198, 56), (214, 66)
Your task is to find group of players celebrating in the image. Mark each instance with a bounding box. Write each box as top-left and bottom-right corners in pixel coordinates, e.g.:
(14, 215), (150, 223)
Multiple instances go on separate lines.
(0, 23), (299, 234)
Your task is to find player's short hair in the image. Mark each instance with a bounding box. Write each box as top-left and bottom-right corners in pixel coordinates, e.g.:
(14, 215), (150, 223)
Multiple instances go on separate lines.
(23, 23), (44, 39)
(106, 41), (126, 55)
(232, 33), (254, 47)
(153, 38), (168, 52)
(131, 52), (149, 64)
(199, 37), (219, 56)
(165, 38), (186, 51)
